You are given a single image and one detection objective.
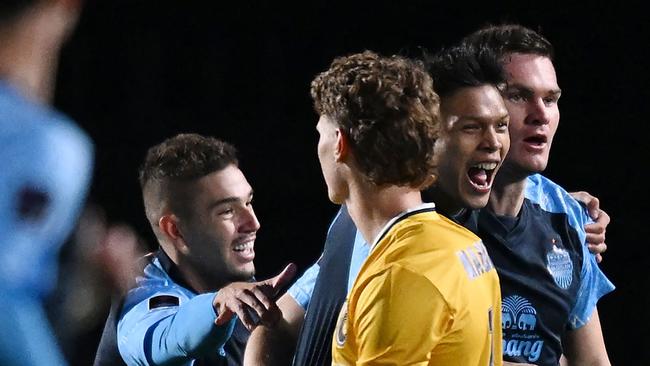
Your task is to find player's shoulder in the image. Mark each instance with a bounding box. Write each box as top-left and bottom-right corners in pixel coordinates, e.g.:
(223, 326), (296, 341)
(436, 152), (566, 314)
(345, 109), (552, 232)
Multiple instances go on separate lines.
(374, 212), (483, 275)
(396, 210), (480, 245)
(525, 174), (583, 214)
(524, 174), (592, 240)
(120, 257), (193, 316)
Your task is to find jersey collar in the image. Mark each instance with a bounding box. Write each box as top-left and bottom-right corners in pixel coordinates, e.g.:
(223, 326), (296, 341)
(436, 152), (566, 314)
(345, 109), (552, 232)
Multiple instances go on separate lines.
(370, 202), (436, 251)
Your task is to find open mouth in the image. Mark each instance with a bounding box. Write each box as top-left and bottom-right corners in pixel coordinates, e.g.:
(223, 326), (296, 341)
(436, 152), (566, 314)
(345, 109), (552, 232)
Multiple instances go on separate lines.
(233, 239), (255, 261)
(467, 162), (498, 192)
(523, 134), (548, 147)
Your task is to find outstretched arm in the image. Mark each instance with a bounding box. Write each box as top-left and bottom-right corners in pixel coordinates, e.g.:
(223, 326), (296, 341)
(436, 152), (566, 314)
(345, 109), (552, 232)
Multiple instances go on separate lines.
(244, 293), (305, 365)
(118, 264), (296, 365)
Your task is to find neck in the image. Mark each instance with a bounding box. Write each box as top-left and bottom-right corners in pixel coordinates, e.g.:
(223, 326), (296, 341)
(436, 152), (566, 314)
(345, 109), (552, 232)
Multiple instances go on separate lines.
(160, 242), (212, 293)
(0, 3), (75, 103)
(422, 185), (463, 217)
(178, 264), (212, 293)
(488, 164), (528, 217)
(345, 180), (423, 246)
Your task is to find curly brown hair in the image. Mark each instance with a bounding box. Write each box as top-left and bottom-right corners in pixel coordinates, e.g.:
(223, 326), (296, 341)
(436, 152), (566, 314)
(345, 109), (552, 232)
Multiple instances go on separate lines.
(311, 50), (439, 188)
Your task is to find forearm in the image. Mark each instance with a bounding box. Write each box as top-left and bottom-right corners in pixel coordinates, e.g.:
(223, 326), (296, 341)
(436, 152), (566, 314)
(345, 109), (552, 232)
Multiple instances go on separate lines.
(563, 309), (611, 366)
(244, 294), (305, 366)
(245, 321), (297, 366)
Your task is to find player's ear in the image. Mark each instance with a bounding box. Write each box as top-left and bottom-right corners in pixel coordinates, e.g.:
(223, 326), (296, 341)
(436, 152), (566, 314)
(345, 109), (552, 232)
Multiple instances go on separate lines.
(159, 214), (189, 253)
(334, 128), (349, 162)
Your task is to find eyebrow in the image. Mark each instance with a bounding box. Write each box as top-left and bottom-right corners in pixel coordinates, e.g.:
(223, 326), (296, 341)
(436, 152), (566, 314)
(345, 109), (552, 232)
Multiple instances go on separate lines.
(507, 83), (562, 97)
(459, 112), (510, 123)
(208, 190), (254, 209)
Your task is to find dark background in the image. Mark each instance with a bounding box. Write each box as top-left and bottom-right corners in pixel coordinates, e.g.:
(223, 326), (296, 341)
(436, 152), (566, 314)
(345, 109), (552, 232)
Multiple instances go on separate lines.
(52, 1), (648, 364)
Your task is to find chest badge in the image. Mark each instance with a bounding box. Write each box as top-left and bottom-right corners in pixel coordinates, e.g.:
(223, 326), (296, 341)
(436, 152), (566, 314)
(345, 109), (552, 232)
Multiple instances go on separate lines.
(546, 244), (573, 289)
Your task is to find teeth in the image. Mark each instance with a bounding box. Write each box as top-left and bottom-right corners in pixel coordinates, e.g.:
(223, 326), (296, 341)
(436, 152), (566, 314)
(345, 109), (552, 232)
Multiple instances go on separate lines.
(233, 241), (254, 252)
(473, 162), (498, 170)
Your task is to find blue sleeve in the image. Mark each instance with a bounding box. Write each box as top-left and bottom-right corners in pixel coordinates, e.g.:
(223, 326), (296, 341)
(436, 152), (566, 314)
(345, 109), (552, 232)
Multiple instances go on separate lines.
(287, 207), (347, 310)
(347, 229), (370, 293)
(525, 174), (615, 329)
(568, 243), (614, 329)
(118, 292), (236, 366)
(288, 207), (372, 310)
(287, 229), (370, 310)
(288, 263), (320, 310)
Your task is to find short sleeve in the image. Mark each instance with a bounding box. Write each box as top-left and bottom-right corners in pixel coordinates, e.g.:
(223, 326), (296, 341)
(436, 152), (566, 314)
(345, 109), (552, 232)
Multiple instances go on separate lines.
(288, 262), (320, 310)
(568, 242), (614, 329)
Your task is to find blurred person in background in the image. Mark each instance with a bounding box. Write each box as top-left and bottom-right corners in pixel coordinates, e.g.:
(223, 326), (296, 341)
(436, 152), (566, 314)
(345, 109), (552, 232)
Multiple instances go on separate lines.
(0, 1), (145, 364)
(0, 0), (91, 364)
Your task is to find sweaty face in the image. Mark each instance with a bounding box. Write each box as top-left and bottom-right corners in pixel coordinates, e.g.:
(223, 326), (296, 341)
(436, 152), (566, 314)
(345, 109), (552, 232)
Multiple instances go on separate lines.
(501, 53), (561, 174)
(177, 165), (260, 289)
(316, 115), (346, 204)
(435, 85), (510, 210)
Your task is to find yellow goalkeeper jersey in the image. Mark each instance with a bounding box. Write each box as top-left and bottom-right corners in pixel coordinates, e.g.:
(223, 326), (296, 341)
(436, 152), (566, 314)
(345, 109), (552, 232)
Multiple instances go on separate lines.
(332, 204), (502, 366)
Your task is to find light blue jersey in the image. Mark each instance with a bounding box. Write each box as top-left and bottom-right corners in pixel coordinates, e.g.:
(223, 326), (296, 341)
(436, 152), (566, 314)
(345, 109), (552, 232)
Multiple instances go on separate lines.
(117, 252), (238, 366)
(525, 173), (614, 327)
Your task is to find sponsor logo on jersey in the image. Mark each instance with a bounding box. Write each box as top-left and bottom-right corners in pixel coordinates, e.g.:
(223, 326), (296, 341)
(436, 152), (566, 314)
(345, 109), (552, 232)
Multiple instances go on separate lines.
(501, 295), (543, 362)
(457, 240), (495, 279)
(335, 300), (349, 347)
(546, 244), (573, 289)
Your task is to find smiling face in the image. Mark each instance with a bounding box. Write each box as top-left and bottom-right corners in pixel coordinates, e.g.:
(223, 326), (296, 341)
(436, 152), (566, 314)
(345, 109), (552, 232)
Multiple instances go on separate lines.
(175, 164), (260, 289)
(435, 84), (510, 211)
(501, 53), (561, 175)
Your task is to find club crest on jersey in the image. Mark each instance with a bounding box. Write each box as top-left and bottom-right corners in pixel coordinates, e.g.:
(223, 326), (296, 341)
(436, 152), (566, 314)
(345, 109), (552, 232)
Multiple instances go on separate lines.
(546, 244), (573, 289)
(335, 301), (349, 347)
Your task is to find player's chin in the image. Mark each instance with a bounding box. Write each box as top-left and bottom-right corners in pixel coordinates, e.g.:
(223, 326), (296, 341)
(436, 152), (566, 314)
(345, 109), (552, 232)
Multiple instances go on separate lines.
(239, 260), (255, 274)
(230, 265), (256, 282)
(461, 190), (490, 210)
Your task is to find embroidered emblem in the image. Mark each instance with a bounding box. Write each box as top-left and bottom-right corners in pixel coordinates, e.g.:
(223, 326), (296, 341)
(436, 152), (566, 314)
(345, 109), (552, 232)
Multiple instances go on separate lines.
(335, 300), (349, 347)
(546, 244), (573, 289)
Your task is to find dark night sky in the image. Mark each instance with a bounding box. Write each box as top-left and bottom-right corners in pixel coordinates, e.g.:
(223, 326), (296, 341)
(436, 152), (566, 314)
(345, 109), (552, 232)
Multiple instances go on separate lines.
(52, 1), (648, 364)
